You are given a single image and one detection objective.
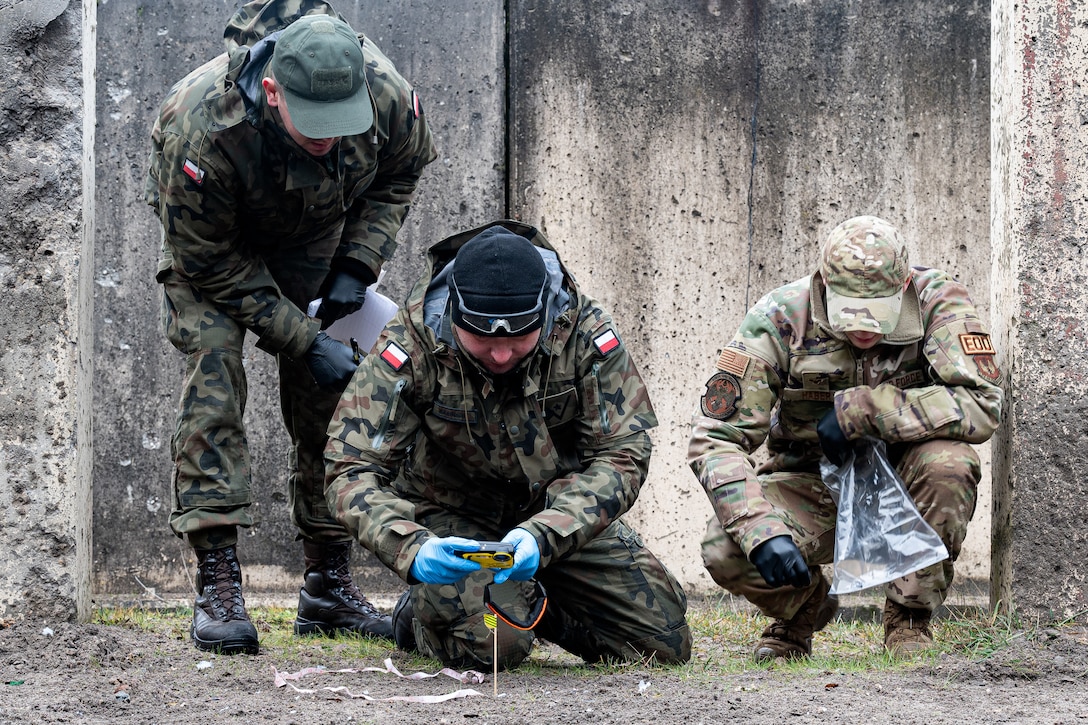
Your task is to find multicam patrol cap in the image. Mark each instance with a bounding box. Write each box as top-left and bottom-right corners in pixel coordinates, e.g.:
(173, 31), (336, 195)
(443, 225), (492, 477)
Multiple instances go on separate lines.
(820, 215), (910, 334)
(271, 14), (373, 138)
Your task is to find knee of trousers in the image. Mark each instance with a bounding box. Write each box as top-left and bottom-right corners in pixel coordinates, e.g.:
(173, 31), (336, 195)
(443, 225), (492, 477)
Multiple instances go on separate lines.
(415, 608), (535, 671)
(413, 578), (536, 670)
(629, 622), (693, 665)
(899, 440), (981, 555)
(700, 516), (752, 591)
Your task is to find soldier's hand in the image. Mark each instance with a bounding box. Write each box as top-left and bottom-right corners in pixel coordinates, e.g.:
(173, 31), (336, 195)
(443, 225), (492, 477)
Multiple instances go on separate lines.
(491, 528), (540, 584)
(409, 536), (483, 584)
(316, 271), (370, 327)
(304, 332), (358, 388)
(817, 408), (851, 466)
(750, 535), (811, 588)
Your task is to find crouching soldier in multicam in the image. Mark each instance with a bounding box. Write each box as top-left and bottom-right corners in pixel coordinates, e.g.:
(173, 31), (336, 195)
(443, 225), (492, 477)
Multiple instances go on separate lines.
(324, 222), (691, 670)
(688, 215), (1003, 660)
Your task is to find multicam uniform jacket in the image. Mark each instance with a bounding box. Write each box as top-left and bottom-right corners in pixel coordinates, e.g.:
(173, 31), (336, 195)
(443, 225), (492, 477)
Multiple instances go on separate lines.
(688, 267), (1004, 557)
(144, 0), (437, 360)
(325, 222), (657, 581)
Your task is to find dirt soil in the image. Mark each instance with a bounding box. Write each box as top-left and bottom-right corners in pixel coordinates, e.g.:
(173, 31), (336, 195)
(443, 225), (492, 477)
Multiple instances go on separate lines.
(1, 601), (1086, 725)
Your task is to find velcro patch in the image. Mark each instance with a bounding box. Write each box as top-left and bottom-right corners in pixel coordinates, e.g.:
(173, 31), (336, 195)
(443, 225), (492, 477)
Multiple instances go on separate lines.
(959, 333), (995, 355)
(379, 341), (409, 370)
(593, 329), (621, 356)
(433, 401), (478, 425)
(716, 348), (750, 377)
(700, 371), (742, 420)
(183, 159), (205, 185)
(412, 90), (422, 118)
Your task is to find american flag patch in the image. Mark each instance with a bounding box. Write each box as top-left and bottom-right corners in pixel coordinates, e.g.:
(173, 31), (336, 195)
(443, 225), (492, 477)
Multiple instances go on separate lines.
(379, 341), (409, 370)
(412, 90), (421, 118)
(716, 348), (750, 377)
(182, 159), (205, 185)
(593, 329), (620, 356)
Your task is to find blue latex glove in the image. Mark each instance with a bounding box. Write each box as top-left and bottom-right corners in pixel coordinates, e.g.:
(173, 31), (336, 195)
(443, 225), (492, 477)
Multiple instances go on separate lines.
(492, 528), (540, 585)
(409, 536), (483, 585)
(303, 331), (358, 388)
(749, 535), (811, 588)
(316, 271), (370, 327)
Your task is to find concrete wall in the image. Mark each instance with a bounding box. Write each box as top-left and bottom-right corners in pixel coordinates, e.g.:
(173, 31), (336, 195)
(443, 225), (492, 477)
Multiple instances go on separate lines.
(92, 0), (505, 597)
(0, 0), (94, 621)
(87, 0), (993, 602)
(509, 0), (992, 593)
(991, 1), (1088, 618)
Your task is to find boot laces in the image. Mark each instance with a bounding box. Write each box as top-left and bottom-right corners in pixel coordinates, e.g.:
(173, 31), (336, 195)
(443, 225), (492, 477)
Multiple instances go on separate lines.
(323, 548), (381, 617)
(200, 551), (248, 621)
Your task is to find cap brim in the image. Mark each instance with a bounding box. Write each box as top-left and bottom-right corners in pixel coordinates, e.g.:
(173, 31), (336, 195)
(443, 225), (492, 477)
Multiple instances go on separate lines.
(281, 83), (374, 139)
(825, 288), (903, 334)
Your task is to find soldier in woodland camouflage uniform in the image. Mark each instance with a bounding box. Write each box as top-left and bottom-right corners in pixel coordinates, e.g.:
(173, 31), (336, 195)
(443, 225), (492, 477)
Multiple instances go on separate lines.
(688, 215), (1003, 659)
(144, 0), (436, 654)
(325, 222), (691, 670)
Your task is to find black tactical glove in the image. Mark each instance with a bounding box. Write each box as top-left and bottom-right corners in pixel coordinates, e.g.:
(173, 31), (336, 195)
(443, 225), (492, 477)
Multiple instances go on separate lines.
(817, 408), (851, 466)
(750, 535), (811, 589)
(304, 332), (358, 388)
(316, 271), (370, 327)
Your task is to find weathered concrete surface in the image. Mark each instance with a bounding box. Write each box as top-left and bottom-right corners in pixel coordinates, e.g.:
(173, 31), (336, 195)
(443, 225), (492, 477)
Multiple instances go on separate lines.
(82, 0), (996, 605)
(509, 0), (992, 594)
(91, 0), (504, 597)
(0, 0), (94, 620)
(991, 1), (1088, 619)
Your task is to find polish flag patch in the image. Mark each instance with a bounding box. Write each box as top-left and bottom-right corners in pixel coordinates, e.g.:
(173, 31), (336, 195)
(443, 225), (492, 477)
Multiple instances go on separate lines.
(593, 329), (620, 356)
(182, 158), (205, 185)
(379, 341), (409, 370)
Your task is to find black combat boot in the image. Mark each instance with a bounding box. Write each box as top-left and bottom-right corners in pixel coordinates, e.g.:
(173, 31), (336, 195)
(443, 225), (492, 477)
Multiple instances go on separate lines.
(294, 541), (394, 639)
(391, 589), (418, 652)
(191, 545), (259, 655)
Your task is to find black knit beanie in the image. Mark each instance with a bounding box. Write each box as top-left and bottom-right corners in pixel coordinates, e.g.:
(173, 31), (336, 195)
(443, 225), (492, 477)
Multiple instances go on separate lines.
(448, 226), (548, 337)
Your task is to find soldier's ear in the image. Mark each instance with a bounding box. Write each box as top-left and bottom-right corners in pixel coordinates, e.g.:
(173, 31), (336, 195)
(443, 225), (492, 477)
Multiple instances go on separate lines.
(262, 76), (281, 107)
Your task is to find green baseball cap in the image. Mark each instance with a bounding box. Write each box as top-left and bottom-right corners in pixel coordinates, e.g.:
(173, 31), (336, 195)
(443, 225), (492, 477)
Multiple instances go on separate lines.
(820, 216), (910, 334)
(271, 15), (373, 139)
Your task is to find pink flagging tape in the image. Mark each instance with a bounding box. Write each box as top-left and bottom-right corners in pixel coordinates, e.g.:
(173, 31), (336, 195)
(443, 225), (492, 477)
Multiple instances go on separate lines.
(272, 658), (487, 703)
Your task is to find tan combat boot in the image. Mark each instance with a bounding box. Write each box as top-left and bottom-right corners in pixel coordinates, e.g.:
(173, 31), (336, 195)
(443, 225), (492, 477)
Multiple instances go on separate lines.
(753, 570), (839, 662)
(883, 600), (933, 656)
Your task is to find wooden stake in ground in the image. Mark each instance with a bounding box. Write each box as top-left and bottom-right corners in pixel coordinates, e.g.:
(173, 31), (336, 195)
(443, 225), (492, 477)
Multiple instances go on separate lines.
(483, 612), (498, 696)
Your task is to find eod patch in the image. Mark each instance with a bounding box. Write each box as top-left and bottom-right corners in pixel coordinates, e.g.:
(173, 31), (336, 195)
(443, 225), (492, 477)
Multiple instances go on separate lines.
(700, 371), (742, 420)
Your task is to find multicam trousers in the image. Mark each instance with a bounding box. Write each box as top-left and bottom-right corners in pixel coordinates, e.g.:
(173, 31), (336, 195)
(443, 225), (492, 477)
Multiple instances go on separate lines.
(701, 439), (981, 618)
(404, 516), (691, 670)
(159, 225), (351, 550)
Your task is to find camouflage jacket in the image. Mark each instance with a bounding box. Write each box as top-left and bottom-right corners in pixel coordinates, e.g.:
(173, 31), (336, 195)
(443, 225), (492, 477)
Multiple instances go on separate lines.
(145, 1), (437, 360)
(688, 267), (1004, 556)
(325, 221), (657, 581)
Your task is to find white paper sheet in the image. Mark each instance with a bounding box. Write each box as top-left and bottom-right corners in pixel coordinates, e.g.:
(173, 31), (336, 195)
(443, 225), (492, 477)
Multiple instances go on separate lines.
(307, 286), (399, 356)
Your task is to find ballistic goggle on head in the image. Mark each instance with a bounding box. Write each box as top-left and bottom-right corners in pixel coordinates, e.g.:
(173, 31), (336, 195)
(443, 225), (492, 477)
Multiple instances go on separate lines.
(451, 275), (547, 337)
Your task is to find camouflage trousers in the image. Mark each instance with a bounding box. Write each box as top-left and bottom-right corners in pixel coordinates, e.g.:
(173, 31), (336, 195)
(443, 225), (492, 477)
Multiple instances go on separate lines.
(701, 439), (981, 618)
(404, 517), (691, 670)
(159, 226), (352, 550)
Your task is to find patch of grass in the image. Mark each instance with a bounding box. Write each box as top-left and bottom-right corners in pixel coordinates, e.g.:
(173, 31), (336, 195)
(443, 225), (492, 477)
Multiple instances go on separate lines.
(936, 606), (1026, 659)
(90, 598), (1032, 677)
